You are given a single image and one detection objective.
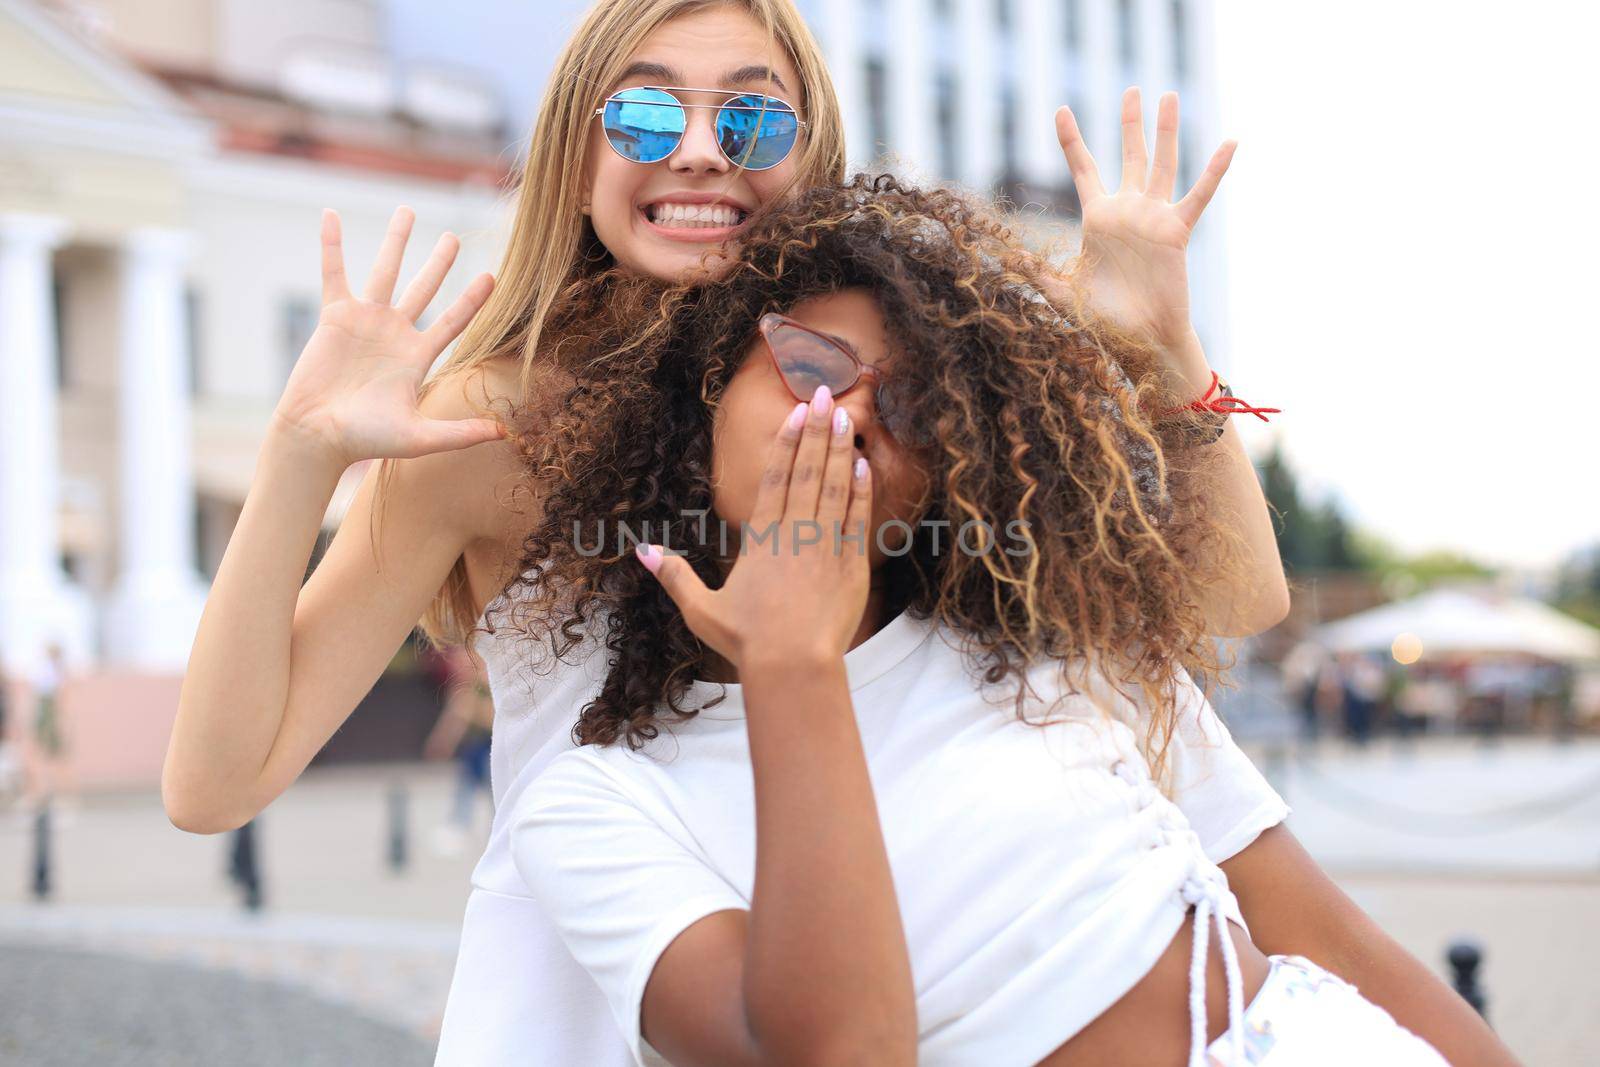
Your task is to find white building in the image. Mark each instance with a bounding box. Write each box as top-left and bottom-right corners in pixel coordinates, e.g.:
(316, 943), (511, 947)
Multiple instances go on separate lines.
(0, 0), (509, 694)
(796, 0), (1229, 353)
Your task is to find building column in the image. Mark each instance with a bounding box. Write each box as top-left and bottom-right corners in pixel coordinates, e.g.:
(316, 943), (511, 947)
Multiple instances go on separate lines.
(1079, 0), (1122, 186)
(1017, 0), (1066, 188)
(103, 227), (207, 671)
(883, 0), (936, 175)
(0, 214), (93, 674)
(953, 0), (998, 191)
(1183, 0), (1229, 355)
(818, 0), (869, 171)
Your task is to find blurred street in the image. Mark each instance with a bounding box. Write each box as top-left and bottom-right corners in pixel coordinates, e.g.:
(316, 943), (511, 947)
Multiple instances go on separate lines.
(3, 744), (1599, 1065)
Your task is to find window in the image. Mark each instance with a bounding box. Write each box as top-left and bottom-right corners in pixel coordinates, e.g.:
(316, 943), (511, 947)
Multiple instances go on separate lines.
(1117, 0), (1137, 72)
(865, 57), (890, 158)
(1171, 0), (1188, 83)
(935, 70), (959, 179)
(1000, 83), (1019, 180)
(185, 286), (203, 397)
(282, 296), (318, 386)
(51, 275), (67, 390)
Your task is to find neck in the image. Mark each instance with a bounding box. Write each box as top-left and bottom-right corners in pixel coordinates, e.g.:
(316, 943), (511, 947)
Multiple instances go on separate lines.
(697, 575), (892, 685)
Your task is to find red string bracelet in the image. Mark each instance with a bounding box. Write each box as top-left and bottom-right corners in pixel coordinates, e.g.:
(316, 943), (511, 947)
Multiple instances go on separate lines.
(1153, 369), (1281, 423)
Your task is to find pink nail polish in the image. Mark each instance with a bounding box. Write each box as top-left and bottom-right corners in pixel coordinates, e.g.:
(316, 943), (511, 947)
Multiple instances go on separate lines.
(811, 383), (831, 415)
(787, 402), (807, 430)
(635, 542), (662, 573)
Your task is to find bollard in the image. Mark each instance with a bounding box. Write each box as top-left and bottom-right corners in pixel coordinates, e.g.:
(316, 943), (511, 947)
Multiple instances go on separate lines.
(31, 799), (51, 900)
(229, 819), (263, 912)
(1446, 940), (1487, 1020)
(388, 782), (409, 873)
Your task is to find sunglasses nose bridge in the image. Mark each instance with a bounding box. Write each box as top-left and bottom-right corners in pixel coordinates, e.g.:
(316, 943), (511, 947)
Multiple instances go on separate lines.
(665, 101), (730, 171)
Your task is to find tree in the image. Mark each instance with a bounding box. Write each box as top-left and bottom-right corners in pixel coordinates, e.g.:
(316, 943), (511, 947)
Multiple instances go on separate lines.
(1254, 442), (1359, 572)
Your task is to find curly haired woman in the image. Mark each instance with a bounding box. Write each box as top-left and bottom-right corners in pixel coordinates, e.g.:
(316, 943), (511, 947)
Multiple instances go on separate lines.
(498, 175), (1513, 1066)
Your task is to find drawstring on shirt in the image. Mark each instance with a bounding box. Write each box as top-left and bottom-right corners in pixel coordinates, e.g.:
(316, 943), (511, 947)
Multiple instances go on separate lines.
(1109, 755), (1249, 1066)
(1180, 866), (1245, 1067)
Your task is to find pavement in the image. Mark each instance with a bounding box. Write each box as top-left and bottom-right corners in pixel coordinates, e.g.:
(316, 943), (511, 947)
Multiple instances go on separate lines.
(1, 741), (1596, 1066)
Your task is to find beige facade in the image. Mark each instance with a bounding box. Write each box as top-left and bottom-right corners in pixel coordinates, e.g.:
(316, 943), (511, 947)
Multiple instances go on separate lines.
(0, 0), (509, 787)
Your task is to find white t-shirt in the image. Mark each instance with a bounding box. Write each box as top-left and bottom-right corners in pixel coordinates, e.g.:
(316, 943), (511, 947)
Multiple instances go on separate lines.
(510, 609), (1292, 1067)
(434, 605), (637, 1067)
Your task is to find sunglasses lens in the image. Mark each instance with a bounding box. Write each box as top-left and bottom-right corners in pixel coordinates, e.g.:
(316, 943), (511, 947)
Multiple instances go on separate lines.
(717, 94), (800, 170)
(875, 379), (935, 448)
(602, 87), (685, 162)
(763, 317), (858, 399)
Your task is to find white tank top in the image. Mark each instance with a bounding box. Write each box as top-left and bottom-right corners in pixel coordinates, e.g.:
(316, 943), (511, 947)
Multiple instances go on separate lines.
(432, 586), (634, 1067)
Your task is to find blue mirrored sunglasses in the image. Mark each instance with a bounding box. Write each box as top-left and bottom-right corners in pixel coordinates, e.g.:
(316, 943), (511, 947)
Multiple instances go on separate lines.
(594, 86), (806, 171)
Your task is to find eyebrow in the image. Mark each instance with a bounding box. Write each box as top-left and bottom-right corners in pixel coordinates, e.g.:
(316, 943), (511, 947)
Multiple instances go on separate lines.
(613, 61), (789, 92)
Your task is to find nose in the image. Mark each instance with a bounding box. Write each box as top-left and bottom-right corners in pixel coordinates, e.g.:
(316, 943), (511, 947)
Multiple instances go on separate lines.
(668, 103), (732, 177)
(835, 385), (881, 453)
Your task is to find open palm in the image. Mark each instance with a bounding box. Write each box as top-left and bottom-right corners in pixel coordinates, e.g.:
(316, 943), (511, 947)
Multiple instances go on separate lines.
(1055, 87), (1237, 349)
(273, 206), (501, 468)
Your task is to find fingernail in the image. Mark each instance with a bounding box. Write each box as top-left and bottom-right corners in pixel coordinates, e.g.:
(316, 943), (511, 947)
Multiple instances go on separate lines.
(635, 543), (662, 573)
(834, 407), (850, 436)
(787, 402), (807, 430)
(854, 457), (868, 480)
(811, 383), (831, 415)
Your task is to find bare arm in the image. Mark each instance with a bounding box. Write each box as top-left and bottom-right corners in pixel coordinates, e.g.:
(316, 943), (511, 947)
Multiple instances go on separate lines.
(1152, 328), (1290, 638)
(163, 206), (520, 833)
(1223, 824), (1521, 1067)
(638, 658), (916, 1067)
(636, 394), (918, 1066)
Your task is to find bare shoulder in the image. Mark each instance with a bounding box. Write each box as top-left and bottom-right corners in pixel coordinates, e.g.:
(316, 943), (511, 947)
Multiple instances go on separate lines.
(406, 355), (546, 550)
(409, 354), (582, 618)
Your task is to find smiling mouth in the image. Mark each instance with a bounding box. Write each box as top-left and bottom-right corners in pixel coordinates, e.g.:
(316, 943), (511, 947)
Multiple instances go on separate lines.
(641, 202), (749, 229)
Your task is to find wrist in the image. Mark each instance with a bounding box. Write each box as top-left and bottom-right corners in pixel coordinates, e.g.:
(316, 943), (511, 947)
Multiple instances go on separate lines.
(738, 650), (849, 691)
(1153, 326), (1215, 396)
(264, 411), (352, 479)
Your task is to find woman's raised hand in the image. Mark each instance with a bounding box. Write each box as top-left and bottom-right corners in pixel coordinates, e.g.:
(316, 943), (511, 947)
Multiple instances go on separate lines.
(637, 387), (873, 673)
(270, 206), (504, 469)
(1053, 86), (1235, 350)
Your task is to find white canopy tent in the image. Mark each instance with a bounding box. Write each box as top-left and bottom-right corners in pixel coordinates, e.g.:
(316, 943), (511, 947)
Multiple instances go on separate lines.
(1314, 587), (1600, 662)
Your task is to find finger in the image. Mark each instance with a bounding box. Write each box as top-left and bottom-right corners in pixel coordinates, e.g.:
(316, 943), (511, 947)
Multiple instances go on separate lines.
(1174, 140), (1238, 232)
(1118, 86), (1148, 194)
(1147, 92), (1180, 202)
(421, 273), (496, 359)
(816, 403), (855, 535)
(840, 454), (873, 574)
(363, 206), (417, 304)
(321, 209), (350, 306)
(784, 385), (835, 526)
(748, 401), (809, 536)
(396, 232), (462, 323)
(636, 545), (713, 633)
(401, 416), (507, 458)
(1053, 106), (1106, 202)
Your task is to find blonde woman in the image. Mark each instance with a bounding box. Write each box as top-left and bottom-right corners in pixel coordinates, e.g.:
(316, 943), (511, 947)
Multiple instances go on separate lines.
(161, 0), (1389, 1063)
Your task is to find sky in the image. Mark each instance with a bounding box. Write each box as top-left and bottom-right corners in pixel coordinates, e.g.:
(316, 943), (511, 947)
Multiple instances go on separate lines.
(1209, 1), (1598, 572)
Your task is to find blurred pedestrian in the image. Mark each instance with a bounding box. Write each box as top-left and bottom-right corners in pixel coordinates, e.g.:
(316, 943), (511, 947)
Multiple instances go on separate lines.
(25, 642), (79, 816)
(0, 653), (20, 806)
(1339, 651), (1383, 746)
(423, 645), (495, 854)
(1280, 641), (1326, 742)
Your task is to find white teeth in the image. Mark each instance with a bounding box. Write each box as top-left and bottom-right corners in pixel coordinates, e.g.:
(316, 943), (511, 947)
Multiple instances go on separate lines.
(647, 202), (744, 227)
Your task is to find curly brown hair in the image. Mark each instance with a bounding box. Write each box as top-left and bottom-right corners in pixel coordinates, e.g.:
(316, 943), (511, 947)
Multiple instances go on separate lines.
(478, 173), (1253, 793)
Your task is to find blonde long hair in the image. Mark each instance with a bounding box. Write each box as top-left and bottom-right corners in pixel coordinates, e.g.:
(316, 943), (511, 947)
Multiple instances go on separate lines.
(374, 0), (847, 645)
